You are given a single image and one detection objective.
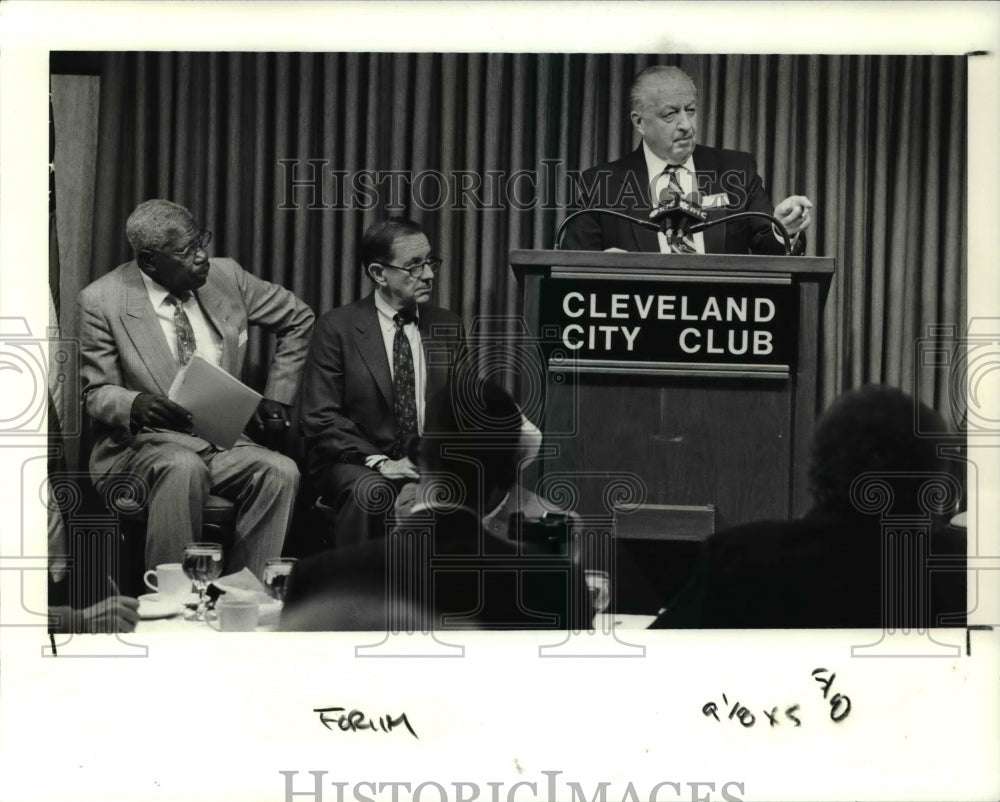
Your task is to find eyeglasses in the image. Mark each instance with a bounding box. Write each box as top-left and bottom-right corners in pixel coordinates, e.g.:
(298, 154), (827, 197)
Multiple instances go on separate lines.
(375, 257), (443, 279)
(164, 229), (212, 260)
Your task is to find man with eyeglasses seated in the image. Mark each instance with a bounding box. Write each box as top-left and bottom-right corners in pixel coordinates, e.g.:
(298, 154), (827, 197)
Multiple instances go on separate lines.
(300, 217), (464, 546)
(78, 199), (314, 579)
(283, 378), (591, 631)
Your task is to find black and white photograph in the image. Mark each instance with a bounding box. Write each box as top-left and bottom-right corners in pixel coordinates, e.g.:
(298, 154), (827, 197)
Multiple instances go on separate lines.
(1, 3), (998, 802)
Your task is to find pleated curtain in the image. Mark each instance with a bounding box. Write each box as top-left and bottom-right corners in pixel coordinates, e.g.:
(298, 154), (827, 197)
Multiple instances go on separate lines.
(84, 52), (966, 414)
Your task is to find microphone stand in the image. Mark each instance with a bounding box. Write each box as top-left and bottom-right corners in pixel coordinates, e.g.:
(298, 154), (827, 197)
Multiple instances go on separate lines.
(556, 208), (797, 256)
(689, 212), (794, 256)
(554, 209), (661, 250)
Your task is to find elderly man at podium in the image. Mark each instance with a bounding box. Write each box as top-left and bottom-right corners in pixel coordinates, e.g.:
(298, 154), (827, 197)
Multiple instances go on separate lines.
(562, 65), (813, 256)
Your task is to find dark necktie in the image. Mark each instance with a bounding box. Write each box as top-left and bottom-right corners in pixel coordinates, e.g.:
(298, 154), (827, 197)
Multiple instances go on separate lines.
(165, 293), (197, 365)
(664, 165), (696, 254)
(392, 310), (418, 459)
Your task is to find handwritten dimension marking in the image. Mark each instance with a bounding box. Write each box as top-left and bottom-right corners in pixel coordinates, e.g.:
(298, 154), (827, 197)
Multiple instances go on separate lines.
(702, 667), (852, 729)
(314, 707), (418, 739)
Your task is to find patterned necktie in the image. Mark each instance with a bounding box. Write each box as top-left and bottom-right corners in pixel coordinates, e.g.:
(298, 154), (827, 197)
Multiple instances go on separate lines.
(392, 310), (418, 460)
(165, 293), (197, 365)
(664, 165), (696, 254)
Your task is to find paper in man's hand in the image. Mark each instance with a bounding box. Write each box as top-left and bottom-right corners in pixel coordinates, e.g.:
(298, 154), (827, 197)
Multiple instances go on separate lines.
(167, 355), (262, 449)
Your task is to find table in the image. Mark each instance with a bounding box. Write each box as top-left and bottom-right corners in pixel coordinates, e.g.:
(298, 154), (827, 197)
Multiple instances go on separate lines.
(596, 613), (657, 629)
(136, 606), (655, 633)
(136, 600), (282, 633)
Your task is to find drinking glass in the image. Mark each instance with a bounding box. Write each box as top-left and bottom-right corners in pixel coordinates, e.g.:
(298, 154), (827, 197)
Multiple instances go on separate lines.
(182, 542), (224, 621)
(262, 558), (297, 605)
(584, 569), (611, 616)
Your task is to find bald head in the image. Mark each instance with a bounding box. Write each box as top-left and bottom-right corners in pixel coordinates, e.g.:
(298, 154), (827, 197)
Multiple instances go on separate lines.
(629, 66), (696, 113)
(629, 66), (698, 164)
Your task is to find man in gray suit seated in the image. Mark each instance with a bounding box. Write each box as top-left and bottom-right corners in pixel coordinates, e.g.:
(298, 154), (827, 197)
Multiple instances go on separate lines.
(78, 199), (314, 578)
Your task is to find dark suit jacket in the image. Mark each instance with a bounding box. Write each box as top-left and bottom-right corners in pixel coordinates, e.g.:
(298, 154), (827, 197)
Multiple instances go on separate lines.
(281, 505), (592, 631)
(78, 258), (315, 477)
(299, 294), (464, 488)
(562, 144), (805, 256)
(650, 507), (967, 629)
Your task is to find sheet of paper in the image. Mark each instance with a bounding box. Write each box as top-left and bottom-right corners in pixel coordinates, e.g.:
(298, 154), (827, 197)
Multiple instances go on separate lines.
(167, 354), (261, 449)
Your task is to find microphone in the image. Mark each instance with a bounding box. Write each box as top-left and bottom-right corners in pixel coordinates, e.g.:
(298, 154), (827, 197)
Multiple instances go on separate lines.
(649, 187), (708, 240)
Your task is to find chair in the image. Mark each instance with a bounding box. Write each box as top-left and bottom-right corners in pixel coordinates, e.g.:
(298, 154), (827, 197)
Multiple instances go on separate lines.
(309, 495), (339, 550)
(612, 503), (717, 614)
(74, 399), (296, 597)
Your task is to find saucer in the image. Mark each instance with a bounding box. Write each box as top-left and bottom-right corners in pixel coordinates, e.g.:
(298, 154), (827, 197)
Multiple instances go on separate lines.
(137, 598), (185, 620)
(139, 592), (199, 607)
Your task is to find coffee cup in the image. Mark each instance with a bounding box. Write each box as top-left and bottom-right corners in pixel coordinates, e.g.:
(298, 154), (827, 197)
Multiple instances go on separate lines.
(143, 563), (192, 599)
(215, 599), (259, 632)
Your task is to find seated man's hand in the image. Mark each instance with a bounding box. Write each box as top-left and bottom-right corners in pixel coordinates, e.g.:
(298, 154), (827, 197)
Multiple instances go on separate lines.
(378, 457), (420, 480)
(130, 393), (193, 433)
(252, 398), (290, 430)
(773, 195), (814, 236)
(393, 481), (419, 514)
(603, 247), (628, 253)
(70, 596), (140, 634)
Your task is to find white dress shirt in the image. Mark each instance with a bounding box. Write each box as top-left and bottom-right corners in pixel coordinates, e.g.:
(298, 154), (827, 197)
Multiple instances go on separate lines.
(644, 141), (789, 252)
(642, 141), (707, 255)
(140, 270), (223, 367)
(367, 292), (427, 467)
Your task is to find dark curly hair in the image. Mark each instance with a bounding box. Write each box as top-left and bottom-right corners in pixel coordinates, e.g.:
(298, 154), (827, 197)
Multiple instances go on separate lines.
(807, 384), (950, 512)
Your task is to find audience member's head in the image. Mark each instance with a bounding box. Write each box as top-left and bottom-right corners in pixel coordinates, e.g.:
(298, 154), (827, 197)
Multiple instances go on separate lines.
(360, 218), (438, 311)
(807, 384), (952, 515)
(415, 374), (523, 516)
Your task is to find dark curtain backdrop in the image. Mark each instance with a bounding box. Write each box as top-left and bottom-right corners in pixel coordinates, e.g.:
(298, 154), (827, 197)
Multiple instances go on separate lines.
(83, 52), (966, 415)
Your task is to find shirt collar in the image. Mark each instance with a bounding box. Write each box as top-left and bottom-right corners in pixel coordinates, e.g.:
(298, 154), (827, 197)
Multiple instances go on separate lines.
(374, 290), (420, 328)
(139, 268), (176, 308)
(642, 140), (695, 180)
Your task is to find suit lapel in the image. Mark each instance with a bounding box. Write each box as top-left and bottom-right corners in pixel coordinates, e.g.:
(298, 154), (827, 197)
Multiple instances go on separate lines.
(618, 146), (661, 253)
(354, 295), (393, 407)
(693, 146), (727, 255)
(419, 306), (458, 400)
(120, 263), (179, 395)
(194, 271), (238, 376)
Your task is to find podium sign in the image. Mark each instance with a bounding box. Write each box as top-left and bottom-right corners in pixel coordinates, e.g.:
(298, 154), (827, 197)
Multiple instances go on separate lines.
(539, 275), (799, 378)
(512, 250), (834, 525)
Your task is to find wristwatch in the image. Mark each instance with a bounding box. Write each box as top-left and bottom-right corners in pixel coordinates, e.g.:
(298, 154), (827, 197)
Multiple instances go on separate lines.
(370, 456), (389, 472)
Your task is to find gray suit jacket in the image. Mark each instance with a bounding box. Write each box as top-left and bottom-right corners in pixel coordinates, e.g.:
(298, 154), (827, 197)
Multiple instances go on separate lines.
(78, 257), (315, 477)
(299, 293), (464, 488)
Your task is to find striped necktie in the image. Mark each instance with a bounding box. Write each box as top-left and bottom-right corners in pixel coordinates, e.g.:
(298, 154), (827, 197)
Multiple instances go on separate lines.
(664, 165), (696, 254)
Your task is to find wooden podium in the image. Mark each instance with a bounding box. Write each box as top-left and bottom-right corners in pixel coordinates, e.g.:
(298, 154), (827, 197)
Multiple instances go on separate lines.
(510, 249), (835, 530)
